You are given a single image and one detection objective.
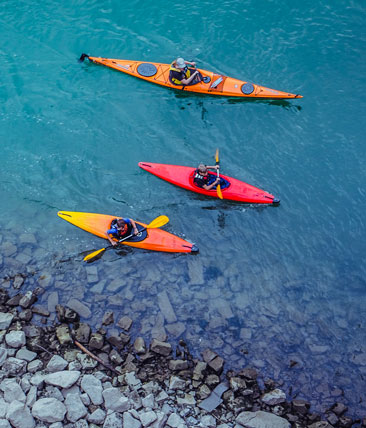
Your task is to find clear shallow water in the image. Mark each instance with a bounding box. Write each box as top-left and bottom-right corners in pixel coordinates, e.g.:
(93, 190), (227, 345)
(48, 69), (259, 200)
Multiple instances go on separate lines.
(1, 0), (365, 418)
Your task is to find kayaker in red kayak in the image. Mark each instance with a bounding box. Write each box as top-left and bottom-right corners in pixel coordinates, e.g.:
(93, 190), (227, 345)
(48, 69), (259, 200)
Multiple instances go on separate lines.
(106, 218), (139, 246)
(169, 58), (202, 86)
(193, 163), (228, 190)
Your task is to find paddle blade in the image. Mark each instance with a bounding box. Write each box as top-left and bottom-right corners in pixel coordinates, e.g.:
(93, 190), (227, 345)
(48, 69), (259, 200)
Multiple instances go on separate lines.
(215, 148), (219, 164)
(147, 215), (169, 229)
(79, 53), (89, 63)
(217, 184), (223, 199)
(83, 247), (106, 261)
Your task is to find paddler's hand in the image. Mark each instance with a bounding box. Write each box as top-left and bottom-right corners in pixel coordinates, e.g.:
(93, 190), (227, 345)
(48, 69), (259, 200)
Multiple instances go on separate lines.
(133, 228), (139, 235)
(191, 61), (196, 67)
(111, 241), (118, 247)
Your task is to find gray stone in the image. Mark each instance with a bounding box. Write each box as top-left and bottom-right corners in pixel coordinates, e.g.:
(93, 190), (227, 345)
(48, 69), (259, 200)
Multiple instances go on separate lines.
(15, 348), (37, 362)
(6, 400), (35, 428)
(80, 393), (90, 406)
(177, 393), (196, 406)
(125, 372), (142, 389)
(74, 420), (88, 428)
(2, 242), (17, 257)
(208, 356), (224, 373)
(32, 306), (50, 317)
(103, 411), (123, 427)
(19, 233), (37, 244)
(47, 292), (59, 312)
(0, 313), (13, 330)
(75, 323), (91, 343)
(26, 386), (37, 407)
(134, 337), (146, 354)
(140, 410), (157, 427)
(187, 259), (204, 285)
(106, 278), (125, 293)
(56, 325), (72, 345)
(193, 361), (207, 380)
(44, 371), (80, 389)
(141, 393), (155, 409)
(201, 415), (216, 427)
(0, 348), (7, 366)
(157, 290), (177, 323)
(169, 359), (189, 371)
(102, 311), (114, 325)
(166, 413), (185, 427)
(80, 374), (103, 405)
(19, 291), (37, 309)
(123, 411), (142, 428)
(65, 393), (87, 422)
(32, 398), (66, 423)
(66, 299), (91, 319)
(46, 355), (68, 372)
(117, 316), (133, 331)
(151, 411), (168, 428)
(261, 389), (287, 405)
(44, 385), (64, 402)
(2, 357), (26, 375)
(0, 379), (26, 403)
(88, 408), (106, 424)
(77, 353), (98, 369)
(236, 410), (290, 428)
(150, 339), (172, 356)
(169, 376), (185, 390)
(0, 398), (7, 418)
(27, 360), (43, 373)
(165, 322), (186, 338)
(89, 333), (104, 350)
(0, 419), (11, 428)
(13, 275), (25, 290)
(102, 387), (129, 412)
(29, 373), (45, 388)
(5, 331), (26, 348)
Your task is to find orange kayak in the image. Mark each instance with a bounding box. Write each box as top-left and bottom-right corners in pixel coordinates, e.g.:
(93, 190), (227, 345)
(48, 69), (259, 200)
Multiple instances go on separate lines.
(58, 211), (198, 253)
(79, 54), (302, 99)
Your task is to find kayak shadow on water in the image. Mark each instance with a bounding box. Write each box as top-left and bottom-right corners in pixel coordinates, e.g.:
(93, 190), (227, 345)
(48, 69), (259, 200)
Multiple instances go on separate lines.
(173, 91), (302, 111)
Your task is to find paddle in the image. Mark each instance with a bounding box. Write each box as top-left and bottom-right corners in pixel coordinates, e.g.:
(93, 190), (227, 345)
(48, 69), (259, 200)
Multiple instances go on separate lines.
(83, 215), (169, 262)
(215, 149), (223, 199)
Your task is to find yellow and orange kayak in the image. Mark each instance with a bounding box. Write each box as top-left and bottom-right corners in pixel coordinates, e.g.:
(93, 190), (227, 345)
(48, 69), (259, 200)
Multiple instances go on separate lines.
(58, 211), (198, 253)
(79, 54), (302, 99)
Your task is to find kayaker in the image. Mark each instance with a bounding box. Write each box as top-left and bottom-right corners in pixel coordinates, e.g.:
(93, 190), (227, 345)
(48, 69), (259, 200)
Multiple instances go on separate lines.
(169, 58), (202, 86)
(193, 163), (223, 190)
(106, 218), (139, 246)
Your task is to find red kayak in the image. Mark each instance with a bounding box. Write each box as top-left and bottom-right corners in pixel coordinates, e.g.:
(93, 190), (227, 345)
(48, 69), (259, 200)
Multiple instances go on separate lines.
(138, 162), (280, 204)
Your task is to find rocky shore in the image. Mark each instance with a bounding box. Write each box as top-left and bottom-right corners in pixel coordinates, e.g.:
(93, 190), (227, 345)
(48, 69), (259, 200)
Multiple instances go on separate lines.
(0, 286), (362, 428)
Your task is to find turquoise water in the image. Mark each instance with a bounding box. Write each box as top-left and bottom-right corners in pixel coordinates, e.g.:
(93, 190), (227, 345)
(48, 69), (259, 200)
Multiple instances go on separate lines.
(1, 0), (365, 418)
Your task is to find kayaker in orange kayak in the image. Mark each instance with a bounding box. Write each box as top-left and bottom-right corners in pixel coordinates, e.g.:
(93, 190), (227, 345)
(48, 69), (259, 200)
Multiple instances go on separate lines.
(169, 58), (202, 86)
(193, 163), (228, 190)
(106, 218), (138, 246)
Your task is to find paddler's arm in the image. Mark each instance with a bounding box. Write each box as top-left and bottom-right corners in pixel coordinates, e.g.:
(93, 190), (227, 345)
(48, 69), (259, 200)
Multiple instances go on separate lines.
(185, 60), (196, 67)
(202, 177), (220, 191)
(129, 219), (139, 235)
(181, 70), (200, 85)
(205, 165), (219, 170)
(105, 230), (118, 246)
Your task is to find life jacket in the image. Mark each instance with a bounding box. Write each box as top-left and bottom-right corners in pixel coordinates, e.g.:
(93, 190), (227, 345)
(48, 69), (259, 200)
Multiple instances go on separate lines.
(194, 169), (209, 185)
(169, 63), (191, 85)
(110, 219), (129, 237)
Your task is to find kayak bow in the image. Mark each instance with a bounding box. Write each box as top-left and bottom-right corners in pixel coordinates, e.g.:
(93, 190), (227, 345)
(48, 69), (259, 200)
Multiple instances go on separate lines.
(138, 162), (280, 205)
(79, 54), (302, 99)
(58, 211), (198, 253)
